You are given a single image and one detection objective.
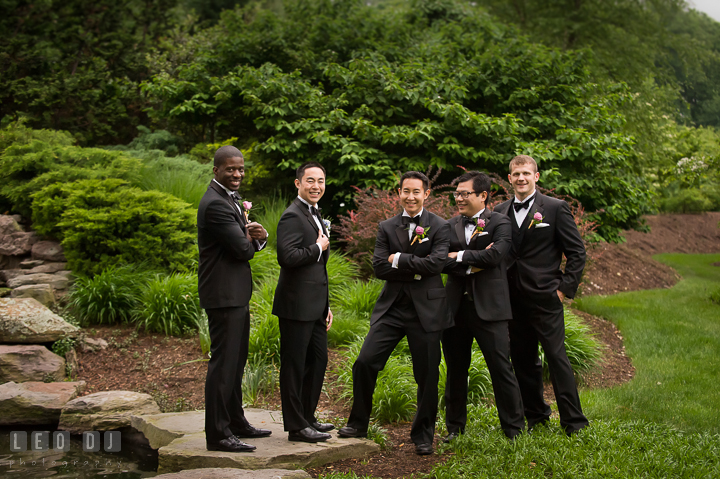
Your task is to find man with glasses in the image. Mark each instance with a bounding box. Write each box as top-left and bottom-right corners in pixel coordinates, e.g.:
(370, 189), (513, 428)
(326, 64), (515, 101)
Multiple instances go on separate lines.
(441, 171), (525, 442)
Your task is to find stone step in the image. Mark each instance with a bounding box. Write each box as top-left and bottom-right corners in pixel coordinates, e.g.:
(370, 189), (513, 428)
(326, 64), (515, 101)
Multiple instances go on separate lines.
(153, 468), (310, 478)
(0, 381), (86, 425)
(0, 297), (79, 343)
(130, 409), (379, 474)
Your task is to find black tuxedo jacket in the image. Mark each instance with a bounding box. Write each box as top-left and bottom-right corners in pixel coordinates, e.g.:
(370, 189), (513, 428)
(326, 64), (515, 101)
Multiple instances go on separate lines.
(198, 181), (262, 309)
(443, 210), (513, 321)
(494, 192), (586, 299)
(370, 210), (453, 333)
(272, 198), (330, 321)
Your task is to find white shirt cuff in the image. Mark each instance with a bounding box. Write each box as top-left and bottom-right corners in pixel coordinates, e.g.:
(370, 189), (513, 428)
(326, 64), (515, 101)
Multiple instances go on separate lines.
(466, 266), (473, 275)
(391, 252), (401, 269)
(315, 242), (323, 262)
(456, 250), (465, 263)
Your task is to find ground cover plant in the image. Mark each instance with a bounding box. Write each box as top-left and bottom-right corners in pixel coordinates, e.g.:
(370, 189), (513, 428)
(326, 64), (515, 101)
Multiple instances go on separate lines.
(576, 253), (720, 433)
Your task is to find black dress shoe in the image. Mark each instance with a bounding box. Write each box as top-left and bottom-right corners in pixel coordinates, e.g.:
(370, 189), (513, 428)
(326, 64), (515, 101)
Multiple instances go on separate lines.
(415, 443), (433, 455)
(207, 436), (256, 452)
(232, 424), (272, 438)
(337, 426), (367, 438)
(288, 426), (331, 443)
(311, 421), (335, 433)
(443, 432), (461, 443)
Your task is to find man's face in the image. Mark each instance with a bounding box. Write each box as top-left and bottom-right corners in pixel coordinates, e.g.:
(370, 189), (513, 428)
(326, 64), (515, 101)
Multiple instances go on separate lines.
(398, 178), (430, 217)
(213, 156), (244, 191)
(508, 163), (539, 200)
(455, 180), (487, 217)
(295, 167), (326, 205)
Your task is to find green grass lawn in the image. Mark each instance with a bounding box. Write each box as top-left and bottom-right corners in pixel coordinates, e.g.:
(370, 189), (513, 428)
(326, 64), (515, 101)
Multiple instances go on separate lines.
(576, 253), (720, 434)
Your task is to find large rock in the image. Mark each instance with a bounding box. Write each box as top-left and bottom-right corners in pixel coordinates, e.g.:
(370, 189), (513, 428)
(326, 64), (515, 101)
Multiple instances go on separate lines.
(27, 262), (67, 274)
(7, 273), (69, 290)
(0, 297), (79, 343)
(31, 241), (66, 262)
(10, 284), (55, 306)
(20, 259), (44, 269)
(154, 469), (310, 479)
(0, 231), (39, 256)
(0, 216), (24, 236)
(0, 381), (86, 425)
(0, 269), (24, 282)
(59, 391), (162, 433)
(0, 344), (65, 383)
(153, 409), (379, 474)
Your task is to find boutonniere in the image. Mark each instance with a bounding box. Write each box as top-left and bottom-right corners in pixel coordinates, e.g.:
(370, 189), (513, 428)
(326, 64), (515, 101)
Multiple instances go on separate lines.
(410, 225), (430, 245)
(242, 201), (252, 222)
(529, 211), (544, 229)
(322, 219), (332, 236)
(470, 218), (487, 240)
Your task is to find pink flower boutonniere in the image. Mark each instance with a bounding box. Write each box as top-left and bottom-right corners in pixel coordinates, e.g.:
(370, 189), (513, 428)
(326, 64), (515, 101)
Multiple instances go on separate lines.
(470, 218), (486, 240)
(242, 201), (252, 222)
(411, 225), (431, 245)
(529, 211), (544, 229)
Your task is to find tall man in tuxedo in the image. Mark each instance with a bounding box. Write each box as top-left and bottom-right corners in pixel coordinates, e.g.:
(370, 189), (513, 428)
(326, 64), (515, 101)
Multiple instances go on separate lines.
(494, 155), (588, 436)
(198, 145), (272, 452)
(272, 162), (335, 443)
(338, 171), (452, 456)
(442, 171), (525, 442)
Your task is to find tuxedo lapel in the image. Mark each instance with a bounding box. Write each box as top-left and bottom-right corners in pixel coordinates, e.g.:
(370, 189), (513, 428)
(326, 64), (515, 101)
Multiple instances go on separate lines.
(454, 218), (466, 247)
(408, 209), (429, 253)
(468, 208), (492, 249)
(395, 220), (411, 253)
(294, 197), (321, 233)
(522, 194), (545, 242)
(210, 181), (246, 228)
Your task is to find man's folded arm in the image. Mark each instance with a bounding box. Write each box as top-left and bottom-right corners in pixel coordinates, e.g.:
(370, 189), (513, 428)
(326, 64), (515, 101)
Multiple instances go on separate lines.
(205, 201), (255, 261)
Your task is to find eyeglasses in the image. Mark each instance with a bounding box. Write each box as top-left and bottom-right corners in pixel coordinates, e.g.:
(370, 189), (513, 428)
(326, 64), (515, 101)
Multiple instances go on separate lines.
(452, 191), (478, 199)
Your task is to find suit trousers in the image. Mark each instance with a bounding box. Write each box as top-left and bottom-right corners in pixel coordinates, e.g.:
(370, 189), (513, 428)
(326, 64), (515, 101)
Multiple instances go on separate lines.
(508, 290), (588, 434)
(205, 305), (251, 443)
(348, 309), (442, 445)
(442, 300), (525, 437)
(278, 316), (328, 431)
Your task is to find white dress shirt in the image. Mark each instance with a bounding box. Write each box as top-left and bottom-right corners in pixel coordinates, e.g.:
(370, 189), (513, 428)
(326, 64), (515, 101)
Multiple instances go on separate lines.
(297, 196), (325, 262)
(513, 190), (536, 228)
(213, 179), (267, 249)
(391, 208), (424, 269)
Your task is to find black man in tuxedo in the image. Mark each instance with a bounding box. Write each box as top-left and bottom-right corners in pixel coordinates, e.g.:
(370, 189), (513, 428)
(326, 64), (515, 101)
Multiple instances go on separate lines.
(338, 171), (452, 456)
(198, 146), (272, 452)
(442, 171), (525, 442)
(272, 162), (335, 443)
(494, 155), (588, 436)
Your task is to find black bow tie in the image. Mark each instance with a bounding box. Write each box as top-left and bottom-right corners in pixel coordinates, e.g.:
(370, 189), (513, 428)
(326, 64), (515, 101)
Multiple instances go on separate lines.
(462, 216), (478, 228)
(513, 195), (534, 212)
(311, 206), (322, 219)
(402, 215), (421, 226)
(231, 194), (242, 206)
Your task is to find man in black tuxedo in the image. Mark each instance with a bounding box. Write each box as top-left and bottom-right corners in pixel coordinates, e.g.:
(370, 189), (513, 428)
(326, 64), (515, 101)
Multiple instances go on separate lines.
(198, 145), (272, 452)
(494, 155), (588, 436)
(338, 171), (452, 456)
(272, 161), (335, 443)
(442, 171), (525, 442)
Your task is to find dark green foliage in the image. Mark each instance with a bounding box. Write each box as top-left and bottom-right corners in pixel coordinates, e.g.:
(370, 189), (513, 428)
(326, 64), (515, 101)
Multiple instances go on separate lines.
(70, 264), (152, 325)
(143, 0), (653, 239)
(32, 178), (196, 276)
(0, 0), (179, 144)
(134, 273), (200, 336)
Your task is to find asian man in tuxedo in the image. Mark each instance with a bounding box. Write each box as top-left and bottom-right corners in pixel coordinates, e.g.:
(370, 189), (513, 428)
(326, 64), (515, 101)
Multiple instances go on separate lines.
(338, 171), (452, 456)
(198, 145), (272, 452)
(442, 171), (525, 442)
(272, 161), (335, 443)
(493, 155), (588, 436)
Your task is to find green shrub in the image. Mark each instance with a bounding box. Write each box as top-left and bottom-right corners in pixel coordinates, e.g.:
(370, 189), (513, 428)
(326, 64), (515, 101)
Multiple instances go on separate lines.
(0, 121), (74, 153)
(134, 273), (200, 336)
(250, 194), (289, 250)
(539, 311), (601, 380)
(242, 359), (278, 407)
(660, 187), (714, 213)
(32, 178), (197, 276)
(249, 248), (281, 285)
(195, 309), (211, 357)
(327, 309), (370, 347)
(248, 280), (281, 365)
(372, 356), (417, 423)
(69, 264), (152, 325)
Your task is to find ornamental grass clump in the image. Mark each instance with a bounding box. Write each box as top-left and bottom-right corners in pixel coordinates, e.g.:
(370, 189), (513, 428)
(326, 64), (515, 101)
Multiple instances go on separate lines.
(327, 309), (370, 347)
(134, 273), (200, 336)
(70, 264), (152, 325)
(331, 278), (384, 315)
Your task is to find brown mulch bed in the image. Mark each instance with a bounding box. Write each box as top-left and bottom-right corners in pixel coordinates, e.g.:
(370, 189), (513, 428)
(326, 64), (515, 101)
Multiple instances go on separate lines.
(71, 213), (720, 478)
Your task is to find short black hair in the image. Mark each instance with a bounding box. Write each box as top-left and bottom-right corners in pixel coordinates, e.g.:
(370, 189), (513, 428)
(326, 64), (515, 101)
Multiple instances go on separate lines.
(296, 161), (326, 180)
(214, 145), (243, 167)
(399, 171), (429, 190)
(454, 171), (491, 198)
